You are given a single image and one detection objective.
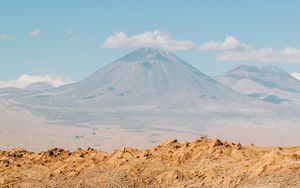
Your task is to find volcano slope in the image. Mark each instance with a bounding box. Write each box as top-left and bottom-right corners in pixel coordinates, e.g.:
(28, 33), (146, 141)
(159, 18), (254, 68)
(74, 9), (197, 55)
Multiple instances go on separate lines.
(1, 137), (300, 188)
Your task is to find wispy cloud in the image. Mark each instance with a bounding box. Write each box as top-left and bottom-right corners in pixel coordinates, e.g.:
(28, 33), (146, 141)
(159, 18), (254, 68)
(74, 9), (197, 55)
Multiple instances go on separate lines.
(216, 47), (300, 64)
(101, 30), (195, 51)
(0, 33), (15, 40)
(65, 30), (75, 43)
(200, 36), (300, 64)
(0, 74), (72, 88)
(29, 28), (41, 38)
(200, 36), (251, 51)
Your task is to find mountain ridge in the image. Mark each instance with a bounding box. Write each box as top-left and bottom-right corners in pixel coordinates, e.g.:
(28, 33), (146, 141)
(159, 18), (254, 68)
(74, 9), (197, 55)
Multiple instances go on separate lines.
(19, 48), (255, 108)
(23, 82), (55, 91)
(1, 137), (300, 187)
(215, 64), (300, 104)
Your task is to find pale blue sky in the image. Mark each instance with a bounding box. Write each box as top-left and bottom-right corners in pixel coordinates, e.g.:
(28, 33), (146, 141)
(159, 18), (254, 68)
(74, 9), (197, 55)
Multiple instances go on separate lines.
(1, 0), (300, 85)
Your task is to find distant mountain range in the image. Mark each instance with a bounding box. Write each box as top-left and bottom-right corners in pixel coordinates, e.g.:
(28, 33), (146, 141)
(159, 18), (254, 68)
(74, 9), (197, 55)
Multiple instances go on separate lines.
(23, 82), (55, 91)
(215, 65), (300, 104)
(1, 48), (300, 125)
(17, 48), (255, 108)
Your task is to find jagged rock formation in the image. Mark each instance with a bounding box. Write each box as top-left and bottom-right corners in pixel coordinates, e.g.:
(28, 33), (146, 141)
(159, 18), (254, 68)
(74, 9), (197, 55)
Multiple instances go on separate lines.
(1, 137), (300, 187)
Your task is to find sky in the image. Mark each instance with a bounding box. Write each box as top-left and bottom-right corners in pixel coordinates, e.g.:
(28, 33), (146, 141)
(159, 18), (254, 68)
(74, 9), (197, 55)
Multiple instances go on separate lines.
(1, 0), (300, 87)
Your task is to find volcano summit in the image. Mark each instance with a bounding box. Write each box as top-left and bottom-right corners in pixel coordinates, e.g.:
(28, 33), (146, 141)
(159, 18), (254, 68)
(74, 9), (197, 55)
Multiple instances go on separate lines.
(19, 48), (254, 108)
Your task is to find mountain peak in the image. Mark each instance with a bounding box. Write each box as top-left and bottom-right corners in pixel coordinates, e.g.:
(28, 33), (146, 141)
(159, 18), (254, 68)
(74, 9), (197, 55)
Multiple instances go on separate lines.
(116, 47), (177, 63)
(135, 47), (171, 55)
(136, 47), (169, 53)
(233, 65), (259, 72)
(260, 65), (287, 75)
(23, 82), (55, 91)
(227, 65), (290, 77)
(215, 64), (300, 105)
(31, 48), (248, 108)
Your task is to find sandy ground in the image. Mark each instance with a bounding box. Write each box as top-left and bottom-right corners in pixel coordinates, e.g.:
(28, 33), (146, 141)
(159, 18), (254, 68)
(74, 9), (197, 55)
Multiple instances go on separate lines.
(0, 99), (200, 152)
(1, 98), (300, 152)
(1, 138), (300, 187)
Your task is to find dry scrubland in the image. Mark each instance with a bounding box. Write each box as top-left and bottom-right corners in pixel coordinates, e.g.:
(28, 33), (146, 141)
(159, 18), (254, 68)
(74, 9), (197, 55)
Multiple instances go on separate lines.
(1, 137), (300, 187)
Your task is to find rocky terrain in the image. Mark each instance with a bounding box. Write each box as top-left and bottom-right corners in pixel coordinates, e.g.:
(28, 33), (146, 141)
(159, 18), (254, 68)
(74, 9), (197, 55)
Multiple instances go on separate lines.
(1, 137), (300, 188)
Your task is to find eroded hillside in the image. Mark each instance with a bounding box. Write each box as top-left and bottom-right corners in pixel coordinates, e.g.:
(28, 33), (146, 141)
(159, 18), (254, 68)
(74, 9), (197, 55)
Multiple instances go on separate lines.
(1, 137), (300, 187)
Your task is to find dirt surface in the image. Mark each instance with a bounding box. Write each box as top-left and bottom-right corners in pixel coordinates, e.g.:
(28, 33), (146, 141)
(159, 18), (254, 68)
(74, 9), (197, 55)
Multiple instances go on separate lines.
(1, 137), (300, 188)
(0, 99), (201, 152)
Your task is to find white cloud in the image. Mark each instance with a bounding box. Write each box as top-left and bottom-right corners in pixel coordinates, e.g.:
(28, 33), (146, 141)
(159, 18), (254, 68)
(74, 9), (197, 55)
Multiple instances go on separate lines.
(101, 30), (195, 51)
(29, 29), (41, 37)
(291, 72), (300, 80)
(200, 36), (251, 51)
(0, 74), (72, 89)
(65, 30), (75, 43)
(216, 47), (300, 64)
(0, 33), (14, 40)
(200, 36), (300, 64)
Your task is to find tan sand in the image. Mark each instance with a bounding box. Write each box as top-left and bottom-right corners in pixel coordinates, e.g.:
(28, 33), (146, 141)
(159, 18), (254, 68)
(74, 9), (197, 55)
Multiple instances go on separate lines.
(1, 137), (300, 187)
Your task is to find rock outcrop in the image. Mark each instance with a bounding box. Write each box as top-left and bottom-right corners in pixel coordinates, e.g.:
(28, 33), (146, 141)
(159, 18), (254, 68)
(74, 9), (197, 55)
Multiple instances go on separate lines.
(1, 137), (300, 187)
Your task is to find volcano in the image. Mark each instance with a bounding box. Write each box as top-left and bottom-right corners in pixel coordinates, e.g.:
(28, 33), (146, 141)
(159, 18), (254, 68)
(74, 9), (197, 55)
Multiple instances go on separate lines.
(215, 65), (300, 104)
(22, 48), (253, 108)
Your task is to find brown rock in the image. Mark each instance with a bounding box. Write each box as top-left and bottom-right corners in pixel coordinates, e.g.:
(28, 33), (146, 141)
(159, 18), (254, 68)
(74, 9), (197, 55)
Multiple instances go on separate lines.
(1, 137), (300, 187)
